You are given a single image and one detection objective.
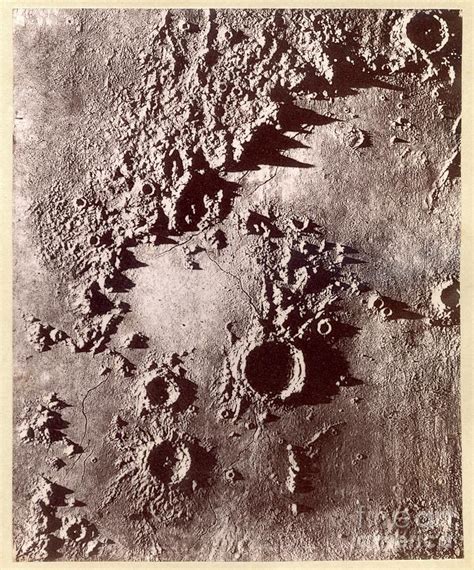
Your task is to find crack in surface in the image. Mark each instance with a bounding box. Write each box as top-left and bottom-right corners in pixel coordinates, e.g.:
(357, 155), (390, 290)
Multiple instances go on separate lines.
(248, 169), (279, 197)
(80, 448), (94, 484)
(205, 251), (261, 318)
(66, 374), (111, 474)
(79, 374), (111, 447)
(155, 228), (206, 259)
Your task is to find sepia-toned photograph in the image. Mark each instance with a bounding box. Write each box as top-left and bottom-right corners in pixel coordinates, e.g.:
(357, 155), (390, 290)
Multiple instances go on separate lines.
(12, 7), (462, 561)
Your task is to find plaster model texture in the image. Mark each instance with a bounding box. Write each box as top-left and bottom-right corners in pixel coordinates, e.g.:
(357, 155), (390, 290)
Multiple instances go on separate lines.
(13, 8), (462, 561)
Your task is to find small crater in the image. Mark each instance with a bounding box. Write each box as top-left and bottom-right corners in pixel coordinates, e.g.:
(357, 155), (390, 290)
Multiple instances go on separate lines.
(147, 441), (192, 486)
(317, 319), (332, 336)
(381, 307), (393, 320)
(145, 375), (180, 408)
(440, 280), (460, 309)
(141, 181), (155, 196)
(431, 278), (460, 313)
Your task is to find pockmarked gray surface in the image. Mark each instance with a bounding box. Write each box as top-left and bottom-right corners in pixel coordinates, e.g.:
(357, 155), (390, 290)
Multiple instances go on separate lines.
(13, 8), (462, 561)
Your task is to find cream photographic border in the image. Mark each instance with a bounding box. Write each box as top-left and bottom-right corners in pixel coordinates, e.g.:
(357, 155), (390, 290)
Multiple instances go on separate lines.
(0, 1), (472, 568)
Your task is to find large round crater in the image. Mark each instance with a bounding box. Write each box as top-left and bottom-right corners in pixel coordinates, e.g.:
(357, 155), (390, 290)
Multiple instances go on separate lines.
(244, 341), (304, 398)
(405, 13), (448, 53)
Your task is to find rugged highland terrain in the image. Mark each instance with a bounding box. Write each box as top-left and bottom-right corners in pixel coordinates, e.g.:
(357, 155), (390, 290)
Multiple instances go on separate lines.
(13, 8), (462, 561)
